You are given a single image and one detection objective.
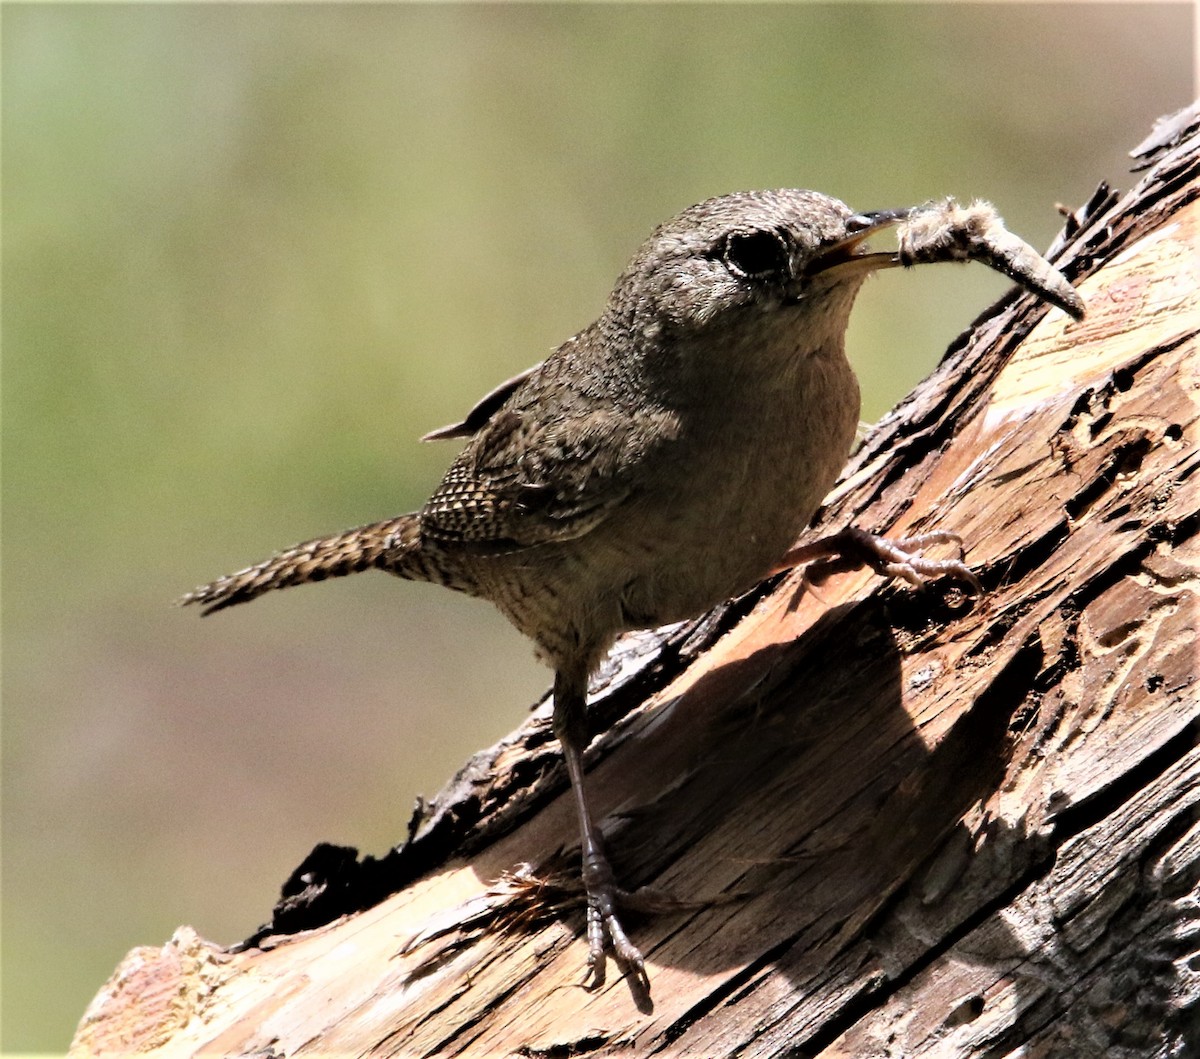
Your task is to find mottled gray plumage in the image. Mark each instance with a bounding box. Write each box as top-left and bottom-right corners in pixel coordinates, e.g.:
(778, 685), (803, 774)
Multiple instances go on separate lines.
(182, 190), (1082, 987)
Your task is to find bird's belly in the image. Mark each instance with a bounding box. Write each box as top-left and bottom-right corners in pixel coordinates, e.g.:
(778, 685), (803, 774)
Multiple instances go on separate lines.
(612, 462), (828, 625)
(476, 350), (860, 663)
(605, 418), (856, 626)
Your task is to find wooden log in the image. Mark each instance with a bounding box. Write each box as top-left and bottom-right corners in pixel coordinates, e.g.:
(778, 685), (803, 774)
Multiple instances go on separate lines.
(71, 103), (1200, 1059)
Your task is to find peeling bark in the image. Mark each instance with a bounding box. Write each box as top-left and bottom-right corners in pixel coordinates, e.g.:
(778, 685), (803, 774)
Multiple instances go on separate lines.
(72, 104), (1200, 1059)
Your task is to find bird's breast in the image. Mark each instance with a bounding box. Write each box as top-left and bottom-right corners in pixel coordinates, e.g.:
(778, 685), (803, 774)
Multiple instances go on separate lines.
(602, 339), (861, 625)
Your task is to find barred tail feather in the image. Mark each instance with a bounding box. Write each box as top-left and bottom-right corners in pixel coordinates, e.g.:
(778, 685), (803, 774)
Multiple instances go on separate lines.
(180, 514), (421, 616)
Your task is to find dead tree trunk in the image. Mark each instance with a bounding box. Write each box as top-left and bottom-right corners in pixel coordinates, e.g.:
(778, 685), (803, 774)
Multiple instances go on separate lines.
(72, 105), (1199, 1059)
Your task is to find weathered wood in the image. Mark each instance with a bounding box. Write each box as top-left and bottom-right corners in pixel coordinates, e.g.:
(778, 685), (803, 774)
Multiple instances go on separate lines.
(72, 105), (1200, 1059)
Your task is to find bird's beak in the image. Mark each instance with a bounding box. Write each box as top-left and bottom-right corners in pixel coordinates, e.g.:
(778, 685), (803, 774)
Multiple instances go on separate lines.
(805, 208), (913, 280)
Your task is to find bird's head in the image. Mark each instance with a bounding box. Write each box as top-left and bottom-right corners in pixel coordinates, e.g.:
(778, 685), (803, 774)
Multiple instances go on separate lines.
(611, 189), (901, 336)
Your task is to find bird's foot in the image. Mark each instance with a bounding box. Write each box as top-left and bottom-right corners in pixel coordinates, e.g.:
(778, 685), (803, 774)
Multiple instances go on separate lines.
(580, 846), (647, 991)
(583, 887), (645, 989)
(780, 526), (983, 594)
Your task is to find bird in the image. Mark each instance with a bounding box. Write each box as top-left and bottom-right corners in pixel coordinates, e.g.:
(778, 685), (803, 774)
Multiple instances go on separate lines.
(182, 189), (1082, 987)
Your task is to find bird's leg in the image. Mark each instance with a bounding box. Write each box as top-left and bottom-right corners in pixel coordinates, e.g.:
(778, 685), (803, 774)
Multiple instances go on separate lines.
(552, 668), (646, 989)
(775, 525), (983, 593)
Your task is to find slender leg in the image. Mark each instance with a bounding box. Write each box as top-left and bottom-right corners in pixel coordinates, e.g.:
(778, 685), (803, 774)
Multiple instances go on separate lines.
(552, 668), (646, 988)
(774, 526), (983, 593)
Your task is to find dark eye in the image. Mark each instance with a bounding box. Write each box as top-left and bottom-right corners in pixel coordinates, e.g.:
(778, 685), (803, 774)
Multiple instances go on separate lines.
(721, 229), (791, 280)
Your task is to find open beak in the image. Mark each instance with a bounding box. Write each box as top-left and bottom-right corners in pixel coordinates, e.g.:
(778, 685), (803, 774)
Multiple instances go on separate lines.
(804, 207), (914, 280)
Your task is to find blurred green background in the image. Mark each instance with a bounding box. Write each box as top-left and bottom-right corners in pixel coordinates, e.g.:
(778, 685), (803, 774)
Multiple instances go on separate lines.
(3, 3), (1192, 1050)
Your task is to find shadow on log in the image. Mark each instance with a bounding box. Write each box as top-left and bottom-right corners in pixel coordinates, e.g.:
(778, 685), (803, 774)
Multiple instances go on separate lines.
(73, 104), (1200, 1059)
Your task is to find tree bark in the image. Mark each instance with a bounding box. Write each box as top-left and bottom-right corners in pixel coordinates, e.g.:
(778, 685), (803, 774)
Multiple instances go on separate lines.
(72, 104), (1200, 1059)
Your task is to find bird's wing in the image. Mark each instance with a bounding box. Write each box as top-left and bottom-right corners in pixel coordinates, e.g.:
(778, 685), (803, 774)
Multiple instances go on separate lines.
(420, 401), (674, 549)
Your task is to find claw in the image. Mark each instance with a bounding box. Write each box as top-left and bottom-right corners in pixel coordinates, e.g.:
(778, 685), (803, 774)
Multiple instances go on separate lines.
(777, 526), (983, 595)
(578, 843), (647, 990)
(854, 530), (983, 593)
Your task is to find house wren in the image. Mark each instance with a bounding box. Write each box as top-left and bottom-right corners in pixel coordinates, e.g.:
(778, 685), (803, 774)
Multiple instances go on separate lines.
(183, 190), (1083, 987)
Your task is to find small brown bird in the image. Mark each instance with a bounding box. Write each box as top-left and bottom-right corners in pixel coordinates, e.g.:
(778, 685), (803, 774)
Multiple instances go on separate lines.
(183, 191), (1082, 986)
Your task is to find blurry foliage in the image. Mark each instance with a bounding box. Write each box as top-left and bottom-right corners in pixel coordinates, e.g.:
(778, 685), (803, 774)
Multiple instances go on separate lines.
(3, 3), (1191, 1050)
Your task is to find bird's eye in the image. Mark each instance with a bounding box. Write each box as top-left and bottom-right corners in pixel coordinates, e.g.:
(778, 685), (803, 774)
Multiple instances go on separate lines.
(721, 229), (791, 280)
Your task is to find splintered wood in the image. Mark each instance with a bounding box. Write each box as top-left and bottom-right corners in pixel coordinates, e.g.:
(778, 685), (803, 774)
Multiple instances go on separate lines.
(72, 112), (1199, 1058)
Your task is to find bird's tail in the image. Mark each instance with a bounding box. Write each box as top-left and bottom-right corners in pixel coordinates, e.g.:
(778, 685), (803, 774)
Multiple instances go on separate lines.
(180, 514), (422, 616)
